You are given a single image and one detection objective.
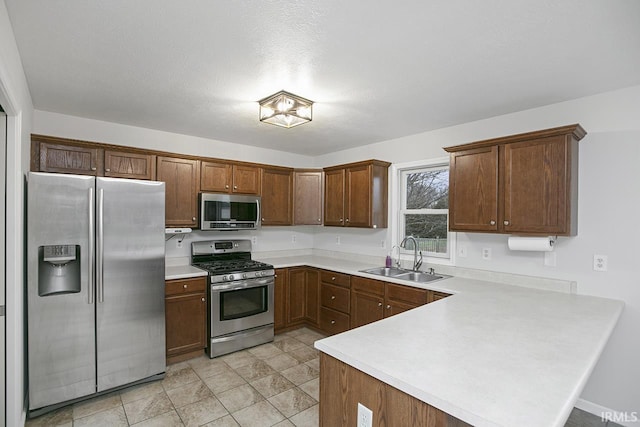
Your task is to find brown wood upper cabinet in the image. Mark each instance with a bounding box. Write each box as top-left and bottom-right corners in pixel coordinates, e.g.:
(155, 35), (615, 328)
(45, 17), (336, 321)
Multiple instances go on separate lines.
(323, 160), (390, 228)
(33, 136), (157, 180)
(157, 156), (200, 227)
(201, 161), (261, 195)
(261, 167), (293, 226)
(293, 170), (323, 225)
(445, 124), (586, 236)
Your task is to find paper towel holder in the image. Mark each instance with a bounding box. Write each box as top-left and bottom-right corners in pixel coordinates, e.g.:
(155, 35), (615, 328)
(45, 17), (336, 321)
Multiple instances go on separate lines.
(507, 235), (557, 252)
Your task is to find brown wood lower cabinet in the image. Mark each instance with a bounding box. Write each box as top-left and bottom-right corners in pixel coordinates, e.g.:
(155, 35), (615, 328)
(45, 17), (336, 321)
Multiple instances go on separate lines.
(165, 277), (207, 364)
(274, 268), (288, 333)
(320, 353), (470, 427)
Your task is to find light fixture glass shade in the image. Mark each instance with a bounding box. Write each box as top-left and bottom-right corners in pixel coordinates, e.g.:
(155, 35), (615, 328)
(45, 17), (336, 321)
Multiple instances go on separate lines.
(259, 90), (313, 128)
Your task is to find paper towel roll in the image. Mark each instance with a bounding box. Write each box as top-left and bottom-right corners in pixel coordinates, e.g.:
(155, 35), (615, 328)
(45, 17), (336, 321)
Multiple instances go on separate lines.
(507, 236), (555, 252)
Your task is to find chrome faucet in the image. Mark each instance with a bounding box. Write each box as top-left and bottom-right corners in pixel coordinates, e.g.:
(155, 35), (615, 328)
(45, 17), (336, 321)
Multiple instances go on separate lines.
(399, 235), (423, 271)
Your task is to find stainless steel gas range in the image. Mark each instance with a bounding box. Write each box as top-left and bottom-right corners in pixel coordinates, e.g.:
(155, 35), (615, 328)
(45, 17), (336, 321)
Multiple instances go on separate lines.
(191, 240), (275, 358)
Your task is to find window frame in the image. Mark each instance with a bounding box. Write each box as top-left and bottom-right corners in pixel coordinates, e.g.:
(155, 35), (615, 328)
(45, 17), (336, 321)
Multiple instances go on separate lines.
(391, 157), (455, 266)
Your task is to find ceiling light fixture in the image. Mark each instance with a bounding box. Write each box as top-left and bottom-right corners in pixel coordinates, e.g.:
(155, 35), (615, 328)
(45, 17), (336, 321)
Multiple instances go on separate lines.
(258, 90), (313, 128)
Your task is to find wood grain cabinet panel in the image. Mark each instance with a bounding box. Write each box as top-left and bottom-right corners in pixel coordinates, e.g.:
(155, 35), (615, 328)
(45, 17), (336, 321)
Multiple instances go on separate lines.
(261, 167), (293, 225)
(274, 269), (287, 333)
(305, 269), (320, 328)
(104, 150), (155, 180)
(324, 160), (390, 229)
(320, 354), (470, 427)
(200, 161), (232, 192)
(39, 142), (100, 175)
(293, 170), (323, 225)
(157, 156), (200, 227)
(445, 124), (586, 236)
(165, 277), (207, 364)
(232, 164), (261, 194)
(287, 268), (307, 326)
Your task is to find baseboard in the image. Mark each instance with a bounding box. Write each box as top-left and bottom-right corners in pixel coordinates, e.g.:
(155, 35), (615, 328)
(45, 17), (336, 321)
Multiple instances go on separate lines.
(576, 398), (639, 427)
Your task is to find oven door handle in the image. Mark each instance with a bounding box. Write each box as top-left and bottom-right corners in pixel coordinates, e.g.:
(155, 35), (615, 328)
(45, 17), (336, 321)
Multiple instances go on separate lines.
(212, 277), (273, 291)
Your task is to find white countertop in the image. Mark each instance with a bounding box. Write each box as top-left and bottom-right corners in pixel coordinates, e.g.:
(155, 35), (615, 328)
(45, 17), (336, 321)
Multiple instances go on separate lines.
(251, 254), (623, 427)
(165, 264), (208, 281)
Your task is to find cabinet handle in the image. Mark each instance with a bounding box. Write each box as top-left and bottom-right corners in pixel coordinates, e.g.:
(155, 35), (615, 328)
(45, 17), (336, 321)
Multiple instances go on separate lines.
(504, 220), (510, 226)
(490, 220), (496, 226)
(91, 167), (97, 171)
(339, 218), (343, 222)
(262, 218), (265, 221)
(386, 305), (391, 309)
(225, 184), (229, 189)
(331, 295), (336, 300)
(192, 217), (196, 221)
(201, 297), (205, 302)
(183, 284), (187, 289)
(331, 320), (336, 325)
(331, 276), (336, 281)
(378, 302), (383, 307)
(105, 168), (111, 172)
(346, 218), (349, 223)
(233, 185), (237, 189)
(275, 274), (278, 278)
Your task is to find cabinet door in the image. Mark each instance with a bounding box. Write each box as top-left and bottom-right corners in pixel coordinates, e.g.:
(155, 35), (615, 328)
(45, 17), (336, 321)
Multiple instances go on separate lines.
(384, 283), (427, 317)
(39, 142), (100, 175)
(448, 146), (498, 232)
(287, 268), (307, 325)
(201, 161), (232, 192)
(261, 168), (293, 225)
(350, 291), (384, 328)
(345, 164), (372, 227)
(324, 168), (345, 226)
(232, 164), (261, 194)
(503, 136), (569, 234)
(104, 150), (155, 180)
(165, 291), (206, 358)
(157, 156), (200, 227)
(305, 269), (320, 327)
(274, 269), (288, 332)
(293, 170), (323, 225)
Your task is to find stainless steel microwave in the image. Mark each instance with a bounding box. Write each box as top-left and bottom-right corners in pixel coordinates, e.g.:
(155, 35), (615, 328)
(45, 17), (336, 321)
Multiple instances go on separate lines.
(199, 193), (261, 231)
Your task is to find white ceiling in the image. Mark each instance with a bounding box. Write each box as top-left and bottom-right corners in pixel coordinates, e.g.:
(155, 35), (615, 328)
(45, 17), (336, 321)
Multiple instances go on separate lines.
(6, 0), (640, 156)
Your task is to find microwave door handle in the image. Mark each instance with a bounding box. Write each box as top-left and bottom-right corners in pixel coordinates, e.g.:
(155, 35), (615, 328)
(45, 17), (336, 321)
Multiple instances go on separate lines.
(256, 199), (261, 226)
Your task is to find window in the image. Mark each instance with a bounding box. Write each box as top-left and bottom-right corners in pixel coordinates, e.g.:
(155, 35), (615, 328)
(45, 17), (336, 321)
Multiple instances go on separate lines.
(399, 164), (450, 258)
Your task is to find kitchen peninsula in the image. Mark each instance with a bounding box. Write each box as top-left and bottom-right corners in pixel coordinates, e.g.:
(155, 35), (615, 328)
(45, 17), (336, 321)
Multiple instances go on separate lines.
(252, 254), (624, 427)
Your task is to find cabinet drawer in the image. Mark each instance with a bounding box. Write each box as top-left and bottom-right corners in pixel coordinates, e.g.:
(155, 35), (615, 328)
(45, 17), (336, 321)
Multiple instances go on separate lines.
(320, 270), (351, 288)
(320, 307), (350, 335)
(385, 283), (427, 305)
(166, 277), (207, 296)
(321, 283), (350, 314)
(351, 276), (385, 296)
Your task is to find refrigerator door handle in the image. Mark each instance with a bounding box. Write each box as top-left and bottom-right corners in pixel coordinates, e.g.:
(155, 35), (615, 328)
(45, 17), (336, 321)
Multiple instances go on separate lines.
(88, 188), (95, 304)
(97, 188), (104, 303)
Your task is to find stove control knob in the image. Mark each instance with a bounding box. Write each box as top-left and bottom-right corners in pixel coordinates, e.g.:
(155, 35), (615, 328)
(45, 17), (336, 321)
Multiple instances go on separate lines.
(222, 275), (227, 281)
(229, 275), (234, 281)
(242, 273), (247, 279)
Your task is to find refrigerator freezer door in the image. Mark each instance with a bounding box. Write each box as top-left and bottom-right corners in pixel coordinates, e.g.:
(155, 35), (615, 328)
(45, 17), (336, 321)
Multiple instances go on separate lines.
(96, 178), (165, 391)
(27, 173), (96, 409)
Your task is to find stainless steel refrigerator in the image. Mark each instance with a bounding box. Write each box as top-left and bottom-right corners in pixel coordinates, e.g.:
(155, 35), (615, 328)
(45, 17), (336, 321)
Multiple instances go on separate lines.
(26, 172), (166, 415)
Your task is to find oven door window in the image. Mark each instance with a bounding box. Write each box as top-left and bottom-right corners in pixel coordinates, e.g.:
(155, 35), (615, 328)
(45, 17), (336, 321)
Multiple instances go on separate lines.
(219, 285), (268, 320)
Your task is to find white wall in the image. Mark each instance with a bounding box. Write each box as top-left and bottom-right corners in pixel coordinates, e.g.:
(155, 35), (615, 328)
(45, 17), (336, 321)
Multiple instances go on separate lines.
(0, 1), (34, 426)
(314, 85), (640, 416)
(27, 60), (640, 420)
(34, 110), (315, 169)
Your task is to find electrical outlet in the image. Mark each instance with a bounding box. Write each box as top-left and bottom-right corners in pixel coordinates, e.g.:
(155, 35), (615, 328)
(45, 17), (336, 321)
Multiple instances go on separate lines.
(458, 245), (467, 258)
(593, 254), (608, 271)
(176, 240), (183, 249)
(357, 403), (373, 427)
(291, 235), (297, 244)
(482, 247), (492, 260)
(381, 240), (386, 249)
(251, 236), (258, 245)
(336, 235), (341, 245)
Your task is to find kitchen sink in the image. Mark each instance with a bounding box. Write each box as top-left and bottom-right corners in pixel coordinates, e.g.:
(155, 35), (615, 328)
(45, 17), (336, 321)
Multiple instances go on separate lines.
(360, 266), (408, 277)
(360, 267), (450, 284)
(394, 271), (447, 283)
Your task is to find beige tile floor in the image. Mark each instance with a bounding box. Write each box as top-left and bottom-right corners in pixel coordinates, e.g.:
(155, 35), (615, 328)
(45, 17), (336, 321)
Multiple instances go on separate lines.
(26, 328), (326, 427)
(25, 326), (616, 427)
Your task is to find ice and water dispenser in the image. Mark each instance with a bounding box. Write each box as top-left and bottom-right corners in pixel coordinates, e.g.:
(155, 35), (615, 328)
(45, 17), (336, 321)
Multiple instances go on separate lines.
(38, 244), (81, 296)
